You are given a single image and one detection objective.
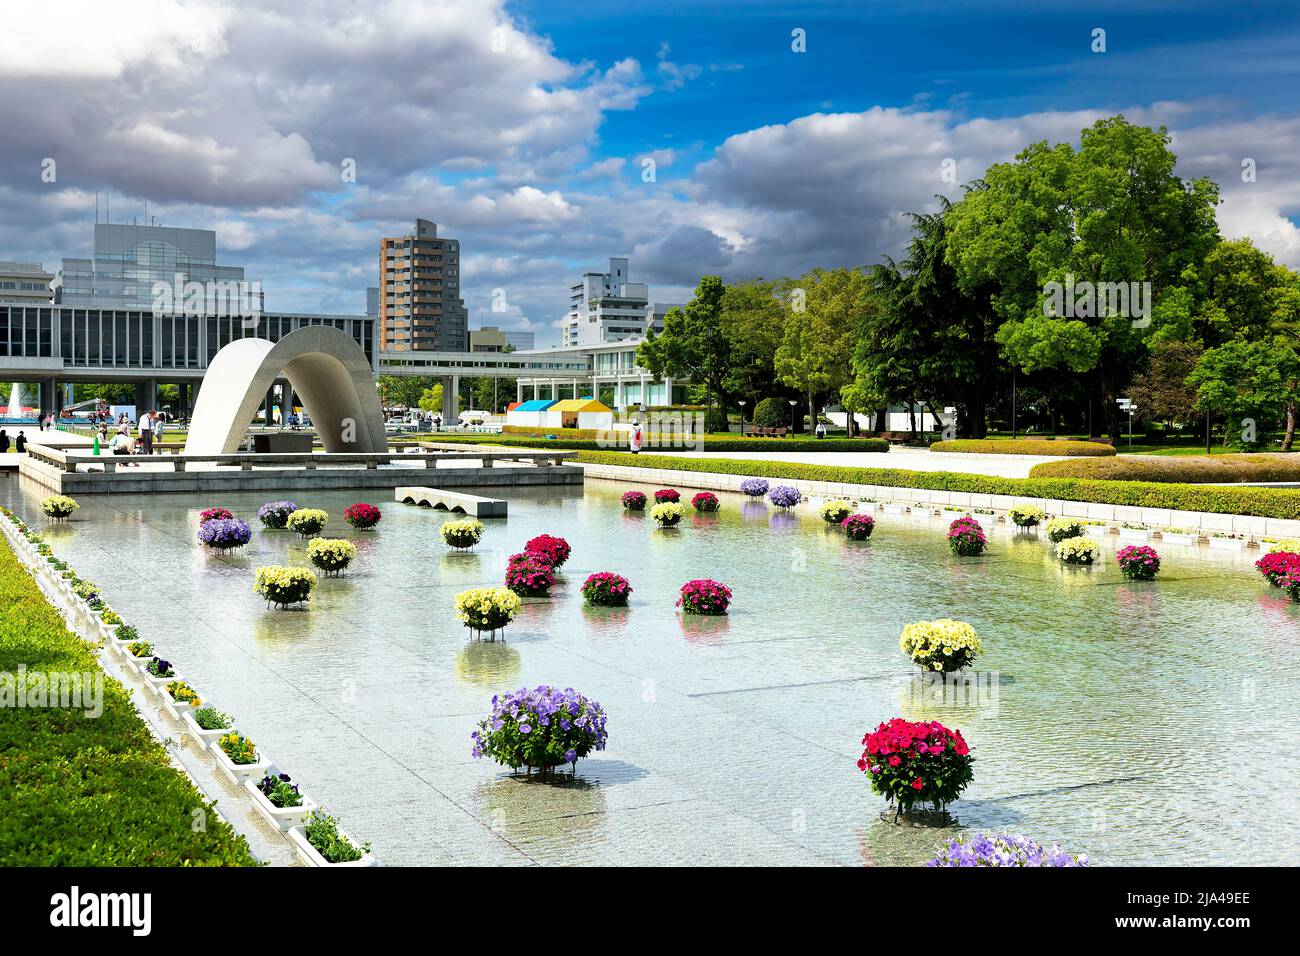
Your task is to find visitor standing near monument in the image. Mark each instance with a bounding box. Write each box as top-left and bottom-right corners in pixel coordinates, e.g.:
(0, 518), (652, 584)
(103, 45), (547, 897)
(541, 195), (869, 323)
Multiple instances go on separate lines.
(152, 411), (166, 447)
(14, 431), (27, 453)
(0, 429), (8, 454)
(630, 420), (643, 454)
(138, 410), (154, 454)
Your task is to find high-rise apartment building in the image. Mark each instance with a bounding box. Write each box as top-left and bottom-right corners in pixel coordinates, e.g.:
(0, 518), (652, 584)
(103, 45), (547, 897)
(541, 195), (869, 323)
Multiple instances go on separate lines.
(0, 261), (53, 303)
(378, 219), (468, 351)
(503, 329), (535, 352)
(562, 257), (650, 347)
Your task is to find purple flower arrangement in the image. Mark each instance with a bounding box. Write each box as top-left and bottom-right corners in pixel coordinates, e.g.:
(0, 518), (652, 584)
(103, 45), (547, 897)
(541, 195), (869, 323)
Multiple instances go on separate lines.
(257, 500), (298, 529)
(581, 572), (632, 607)
(739, 478), (769, 498)
(927, 832), (1088, 867)
(197, 517), (252, 553)
(768, 485), (801, 509)
(505, 551), (556, 597)
(677, 578), (732, 615)
(621, 490), (648, 511)
(842, 513), (876, 540)
(471, 685), (608, 780)
(947, 517), (987, 556)
(1116, 544), (1161, 580)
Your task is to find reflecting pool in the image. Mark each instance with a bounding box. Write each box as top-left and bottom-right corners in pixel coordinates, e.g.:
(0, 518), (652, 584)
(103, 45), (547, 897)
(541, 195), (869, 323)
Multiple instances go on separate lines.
(5, 477), (1298, 866)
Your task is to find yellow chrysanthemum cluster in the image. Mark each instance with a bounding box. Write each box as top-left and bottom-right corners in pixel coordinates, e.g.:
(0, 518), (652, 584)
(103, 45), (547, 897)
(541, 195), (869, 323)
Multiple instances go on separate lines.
(1056, 537), (1101, 564)
(454, 586), (522, 631)
(899, 618), (983, 673)
(441, 519), (485, 549)
(1044, 516), (1085, 542)
(820, 500), (853, 523)
(41, 495), (79, 518)
(285, 508), (329, 537)
(308, 538), (357, 574)
(1267, 538), (1300, 554)
(650, 502), (683, 525)
(253, 565), (318, 604)
(1008, 505), (1044, 527)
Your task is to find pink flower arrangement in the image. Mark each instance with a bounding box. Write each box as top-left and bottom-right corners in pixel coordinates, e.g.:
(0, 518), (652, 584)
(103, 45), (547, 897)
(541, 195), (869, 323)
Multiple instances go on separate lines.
(344, 502), (382, 529)
(581, 572), (632, 606)
(691, 491), (719, 512)
(859, 717), (974, 816)
(677, 579), (732, 615)
(947, 517), (987, 556)
(505, 551), (556, 597)
(525, 533), (571, 568)
(842, 514), (876, 540)
(1256, 550), (1300, 587)
(621, 490), (648, 511)
(1116, 544), (1161, 580)
(653, 488), (680, 503)
(199, 507), (234, 523)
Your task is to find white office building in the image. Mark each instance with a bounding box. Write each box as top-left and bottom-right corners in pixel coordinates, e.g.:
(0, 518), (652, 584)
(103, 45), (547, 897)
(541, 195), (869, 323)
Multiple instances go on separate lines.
(562, 257), (652, 347)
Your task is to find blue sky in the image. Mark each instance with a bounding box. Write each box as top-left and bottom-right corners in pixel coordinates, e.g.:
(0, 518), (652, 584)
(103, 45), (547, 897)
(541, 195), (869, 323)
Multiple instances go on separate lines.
(1, 0), (1299, 344)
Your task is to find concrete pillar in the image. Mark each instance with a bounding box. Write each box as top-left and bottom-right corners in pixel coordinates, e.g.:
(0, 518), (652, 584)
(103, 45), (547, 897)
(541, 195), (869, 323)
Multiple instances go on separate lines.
(441, 374), (458, 421)
(516, 380), (523, 404)
(573, 380), (579, 399)
(135, 379), (157, 415)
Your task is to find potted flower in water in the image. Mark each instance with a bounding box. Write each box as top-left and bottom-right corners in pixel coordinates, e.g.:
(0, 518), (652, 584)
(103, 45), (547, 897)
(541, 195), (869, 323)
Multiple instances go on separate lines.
(947, 517), (987, 556)
(653, 488), (680, 504)
(1008, 505), (1044, 529)
(691, 491), (720, 512)
(842, 514), (876, 540)
(1116, 545), (1161, 580)
(581, 572), (632, 607)
(1279, 569), (1300, 603)
(900, 619), (982, 673)
(199, 507), (234, 523)
(256, 500), (298, 529)
(768, 485), (801, 510)
(525, 534), (571, 568)
(343, 502), (382, 530)
(820, 500), (852, 524)
(621, 490), (648, 511)
(739, 478), (769, 498)
(163, 680), (202, 721)
(286, 508), (329, 539)
(1256, 550), (1300, 587)
(1044, 517), (1085, 543)
(505, 551), (556, 597)
(858, 717), (974, 823)
(454, 586), (522, 639)
(677, 578), (732, 615)
(471, 684), (608, 781)
(213, 731), (269, 785)
(288, 810), (375, 867)
(1056, 537), (1101, 565)
(441, 518), (485, 551)
(928, 833), (1088, 867)
(307, 538), (357, 577)
(650, 502), (684, 527)
(41, 495), (79, 521)
(245, 771), (316, 831)
(182, 706), (233, 751)
(254, 566), (317, 607)
(197, 517), (252, 553)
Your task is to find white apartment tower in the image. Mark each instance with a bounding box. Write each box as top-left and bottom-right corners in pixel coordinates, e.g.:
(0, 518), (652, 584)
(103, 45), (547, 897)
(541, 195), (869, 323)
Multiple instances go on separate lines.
(562, 257), (651, 347)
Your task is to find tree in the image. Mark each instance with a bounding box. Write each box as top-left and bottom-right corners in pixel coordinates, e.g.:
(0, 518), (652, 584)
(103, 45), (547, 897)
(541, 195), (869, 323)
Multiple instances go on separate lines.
(378, 374), (433, 409)
(417, 384), (444, 414)
(1127, 339), (1201, 426)
(637, 275), (732, 415)
(1188, 339), (1300, 448)
(719, 279), (787, 415)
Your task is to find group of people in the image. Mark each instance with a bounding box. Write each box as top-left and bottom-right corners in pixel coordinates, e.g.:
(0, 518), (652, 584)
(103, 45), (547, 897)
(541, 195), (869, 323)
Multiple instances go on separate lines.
(98, 410), (166, 463)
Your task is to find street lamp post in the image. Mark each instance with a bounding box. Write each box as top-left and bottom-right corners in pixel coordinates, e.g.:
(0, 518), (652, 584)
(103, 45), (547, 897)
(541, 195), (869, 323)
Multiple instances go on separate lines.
(738, 399), (747, 436)
(1117, 398), (1136, 448)
(789, 399), (798, 433)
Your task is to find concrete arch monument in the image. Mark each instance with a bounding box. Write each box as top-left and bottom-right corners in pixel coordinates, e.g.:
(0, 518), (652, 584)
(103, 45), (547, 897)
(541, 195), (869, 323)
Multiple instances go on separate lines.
(184, 325), (388, 455)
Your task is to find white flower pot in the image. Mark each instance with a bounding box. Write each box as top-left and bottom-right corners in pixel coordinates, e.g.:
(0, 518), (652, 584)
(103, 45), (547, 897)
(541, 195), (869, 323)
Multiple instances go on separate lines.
(1118, 528), (1151, 543)
(161, 690), (200, 722)
(1161, 532), (1199, 547)
(212, 744), (270, 786)
(940, 510), (968, 523)
(1085, 525), (1109, 538)
(98, 621), (119, 642)
(244, 778), (317, 831)
(143, 669), (181, 697)
(882, 503), (908, 515)
(120, 648), (154, 672)
(287, 825), (376, 867)
(180, 710), (232, 752)
(1209, 536), (1246, 551)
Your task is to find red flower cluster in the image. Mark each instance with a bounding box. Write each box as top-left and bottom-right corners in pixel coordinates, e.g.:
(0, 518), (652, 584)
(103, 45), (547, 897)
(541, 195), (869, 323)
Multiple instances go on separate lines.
(524, 534), (571, 568)
(858, 718), (974, 812)
(344, 502), (382, 529)
(621, 490), (648, 511)
(677, 578), (732, 615)
(691, 491), (719, 512)
(1256, 550), (1300, 587)
(199, 507), (234, 523)
(505, 551), (556, 597)
(654, 488), (680, 503)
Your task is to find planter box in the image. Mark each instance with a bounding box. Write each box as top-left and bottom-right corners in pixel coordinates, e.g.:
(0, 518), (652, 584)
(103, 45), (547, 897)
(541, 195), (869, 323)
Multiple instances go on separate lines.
(180, 710), (232, 752)
(243, 778), (317, 831)
(212, 744), (270, 786)
(940, 510), (968, 523)
(161, 689), (201, 722)
(120, 648), (154, 672)
(143, 669), (182, 697)
(98, 621), (120, 642)
(1160, 532), (1199, 547)
(882, 503), (908, 515)
(1118, 528), (1152, 543)
(1085, 525), (1110, 539)
(287, 825), (376, 868)
(1209, 537), (1247, 551)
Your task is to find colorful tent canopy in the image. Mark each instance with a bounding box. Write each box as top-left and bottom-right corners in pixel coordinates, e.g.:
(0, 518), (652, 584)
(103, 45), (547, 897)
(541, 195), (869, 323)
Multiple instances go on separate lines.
(548, 398), (609, 413)
(513, 399), (558, 411)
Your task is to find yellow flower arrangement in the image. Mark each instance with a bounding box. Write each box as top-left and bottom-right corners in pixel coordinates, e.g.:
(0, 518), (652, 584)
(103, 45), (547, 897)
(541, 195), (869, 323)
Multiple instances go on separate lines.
(41, 495), (79, 520)
(166, 681), (202, 706)
(307, 538), (357, 576)
(1044, 516), (1085, 543)
(820, 500), (853, 523)
(285, 508), (329, 538)
(1267, 538), (1300, 554)
(454, 586), (522, 633)
(899, 619), (983, 673)
(649, 502), (684, 526)
(218, 732), (257, 765)
(254, 565), (318, 606)
(441, 518), (485, 550)
(1056, 537), (1101, 565)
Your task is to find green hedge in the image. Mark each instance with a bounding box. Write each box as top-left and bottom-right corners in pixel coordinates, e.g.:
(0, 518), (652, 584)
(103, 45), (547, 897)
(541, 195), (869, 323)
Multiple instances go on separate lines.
(574, 451), (1300, 519)
(0, 538), (257, 865)
(930, 439), (1116, 457)
(1029, 454), (1300, 483)
(422, 433), (889, 453)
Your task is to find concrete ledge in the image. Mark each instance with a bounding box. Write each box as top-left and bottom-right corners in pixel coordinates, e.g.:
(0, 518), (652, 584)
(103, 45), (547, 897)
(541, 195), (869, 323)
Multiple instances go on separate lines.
(396, 486), (508, 517)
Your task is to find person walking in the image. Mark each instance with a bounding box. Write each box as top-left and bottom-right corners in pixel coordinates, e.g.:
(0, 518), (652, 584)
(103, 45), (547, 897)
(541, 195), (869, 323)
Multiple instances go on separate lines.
(14, 431), (27, 454)
(137, 410), (154, 455)
(630, 420), (643, 455)
(152, 410), (166, 448)
(0, 429), (9, 454)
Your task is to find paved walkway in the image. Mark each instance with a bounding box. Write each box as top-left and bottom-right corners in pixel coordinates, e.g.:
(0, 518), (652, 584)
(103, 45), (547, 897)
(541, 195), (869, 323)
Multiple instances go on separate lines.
(655, 446), (1068, 478)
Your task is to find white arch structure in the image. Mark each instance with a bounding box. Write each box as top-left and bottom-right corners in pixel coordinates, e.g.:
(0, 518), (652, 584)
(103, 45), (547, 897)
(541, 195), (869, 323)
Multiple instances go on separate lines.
(184, 325), (388, 455)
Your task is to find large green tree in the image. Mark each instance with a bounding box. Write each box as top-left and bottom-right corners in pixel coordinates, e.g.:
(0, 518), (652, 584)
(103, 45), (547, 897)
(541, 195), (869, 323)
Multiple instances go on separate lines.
(637, 275), (732, 418)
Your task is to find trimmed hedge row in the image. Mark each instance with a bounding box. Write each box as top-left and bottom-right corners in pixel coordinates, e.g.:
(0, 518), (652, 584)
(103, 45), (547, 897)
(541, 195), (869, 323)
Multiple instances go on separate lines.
(574, 451), (1300, 519)
(425, 433), (890, 453)
(1029, 453), (1300, 484)
(0, 538), (257, 865)
(930, 439), (1116, 457)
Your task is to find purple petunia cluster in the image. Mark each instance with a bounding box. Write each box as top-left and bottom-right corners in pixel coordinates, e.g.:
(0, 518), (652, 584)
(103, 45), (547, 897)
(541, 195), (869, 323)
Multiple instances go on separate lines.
(739, 477), (769, 497)
(198, 517), (252, 552)
(471, 685), (608, 775)
(257, 500), (298, 529)
(927, 832), (1088, 867)
(768, 484), (801, 509)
